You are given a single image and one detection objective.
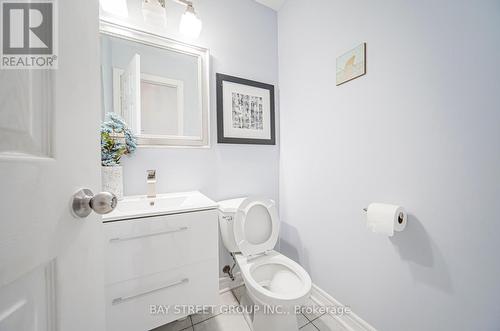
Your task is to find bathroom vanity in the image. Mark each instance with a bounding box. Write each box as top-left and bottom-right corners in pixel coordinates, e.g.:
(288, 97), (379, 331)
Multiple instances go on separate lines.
(98, 18), (217, 331)
(102, 191), (219, 331)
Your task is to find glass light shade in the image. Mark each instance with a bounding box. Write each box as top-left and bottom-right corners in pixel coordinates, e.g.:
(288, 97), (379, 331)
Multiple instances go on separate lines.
(100, 0), (128, 17)
(142, 0), (166, 27)
(179, 8), (202, 38)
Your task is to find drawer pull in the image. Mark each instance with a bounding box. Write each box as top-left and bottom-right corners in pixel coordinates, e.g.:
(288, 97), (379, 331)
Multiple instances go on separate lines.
(111, 278), (189, 305)
(109, 226), (189, 243)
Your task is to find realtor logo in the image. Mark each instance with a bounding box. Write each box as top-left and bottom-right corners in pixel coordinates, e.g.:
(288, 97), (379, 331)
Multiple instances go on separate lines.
(1, 0), (58, 69)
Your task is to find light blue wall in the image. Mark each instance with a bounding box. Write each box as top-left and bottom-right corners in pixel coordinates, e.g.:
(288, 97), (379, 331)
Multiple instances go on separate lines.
(278, 0), (500, 330)
(101, 0), (279, 274)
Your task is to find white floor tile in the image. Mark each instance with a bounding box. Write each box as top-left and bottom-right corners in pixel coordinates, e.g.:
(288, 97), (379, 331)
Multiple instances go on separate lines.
(301, 298), (326, 321)
(297, 313), (310, 328)
(193, 313), (251, 331)
(220, 290), (240, 306)
(300, 323), (319, 331)
(191, 291), (240, 325)
(312, 314), (347, 331)
(231, 285), (246, 304)
(152, 316), (192, 331)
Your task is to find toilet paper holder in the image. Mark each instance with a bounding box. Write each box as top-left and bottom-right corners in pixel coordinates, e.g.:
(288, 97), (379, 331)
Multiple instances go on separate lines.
(363, 207), (405, 224)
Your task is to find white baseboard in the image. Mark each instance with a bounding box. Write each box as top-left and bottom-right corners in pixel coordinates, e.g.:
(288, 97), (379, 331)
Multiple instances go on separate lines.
(219, 272), (244, 293)
(310, 284), (377, 331)
(219, 275), (376, 331)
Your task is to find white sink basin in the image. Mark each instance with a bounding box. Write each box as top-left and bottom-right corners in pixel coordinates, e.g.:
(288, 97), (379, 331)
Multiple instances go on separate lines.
(102, 191), (218, 222)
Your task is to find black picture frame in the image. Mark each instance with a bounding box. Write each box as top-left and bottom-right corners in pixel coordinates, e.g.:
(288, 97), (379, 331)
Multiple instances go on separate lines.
(216, 73), (276, 145)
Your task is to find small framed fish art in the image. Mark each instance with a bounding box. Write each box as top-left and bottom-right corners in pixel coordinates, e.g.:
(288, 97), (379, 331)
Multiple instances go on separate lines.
(336, 43), (366, 86)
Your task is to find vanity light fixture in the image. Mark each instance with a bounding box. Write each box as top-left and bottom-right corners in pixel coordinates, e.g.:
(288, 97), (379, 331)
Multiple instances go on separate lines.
(177, 0), (202, 38)
(141, 0), (202, 39)
(142, 0), (167, 27)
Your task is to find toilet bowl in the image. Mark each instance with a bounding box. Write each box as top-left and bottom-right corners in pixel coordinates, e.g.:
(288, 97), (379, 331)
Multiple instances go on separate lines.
(218, 197), (312, 331)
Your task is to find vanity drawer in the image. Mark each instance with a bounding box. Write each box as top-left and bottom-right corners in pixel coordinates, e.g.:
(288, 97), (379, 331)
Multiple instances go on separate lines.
(106, 259), (218, 331)
(104, 209), (218, 284)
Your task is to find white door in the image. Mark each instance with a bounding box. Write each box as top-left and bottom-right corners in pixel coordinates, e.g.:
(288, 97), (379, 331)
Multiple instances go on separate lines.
(0, 0), (106, 330)
(121, 54), (141, 134)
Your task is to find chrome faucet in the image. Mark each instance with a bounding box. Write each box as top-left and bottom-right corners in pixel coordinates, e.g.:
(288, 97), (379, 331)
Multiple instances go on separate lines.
(146, 170), (156, 198)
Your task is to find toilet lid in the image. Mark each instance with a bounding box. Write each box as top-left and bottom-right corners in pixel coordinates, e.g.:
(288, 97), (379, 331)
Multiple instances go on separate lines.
(233, 197), (279, 256)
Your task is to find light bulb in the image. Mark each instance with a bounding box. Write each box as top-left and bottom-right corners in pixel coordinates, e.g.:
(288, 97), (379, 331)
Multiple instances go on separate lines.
(142, 0), (166, 27)
(179, 5), (202, 38)
(100, 0), (128, 17)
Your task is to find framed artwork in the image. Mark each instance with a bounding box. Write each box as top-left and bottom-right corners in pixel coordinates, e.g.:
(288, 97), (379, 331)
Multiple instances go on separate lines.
(216, 73), (276, 145)
(336, 42), (366, 85)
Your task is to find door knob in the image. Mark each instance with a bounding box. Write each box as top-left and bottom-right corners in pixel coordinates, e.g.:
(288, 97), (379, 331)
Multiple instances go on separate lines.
(71, 188), (118, 218)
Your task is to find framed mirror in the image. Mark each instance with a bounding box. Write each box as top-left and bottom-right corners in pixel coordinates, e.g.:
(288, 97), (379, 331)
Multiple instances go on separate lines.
(100, 20), (210, 147)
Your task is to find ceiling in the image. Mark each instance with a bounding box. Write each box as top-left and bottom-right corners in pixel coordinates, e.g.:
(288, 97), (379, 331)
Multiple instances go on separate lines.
(254, 0), (286, 11)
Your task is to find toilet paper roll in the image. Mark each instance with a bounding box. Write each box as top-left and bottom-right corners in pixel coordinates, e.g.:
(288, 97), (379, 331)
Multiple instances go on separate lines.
(366, 203), (407, 236)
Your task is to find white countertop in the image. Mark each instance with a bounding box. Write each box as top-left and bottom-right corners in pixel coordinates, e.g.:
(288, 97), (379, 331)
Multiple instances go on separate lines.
(102, 191), (218, 222)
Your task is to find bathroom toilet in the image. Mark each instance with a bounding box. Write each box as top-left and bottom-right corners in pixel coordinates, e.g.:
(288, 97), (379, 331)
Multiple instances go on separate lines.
(218, 197), (312, 331)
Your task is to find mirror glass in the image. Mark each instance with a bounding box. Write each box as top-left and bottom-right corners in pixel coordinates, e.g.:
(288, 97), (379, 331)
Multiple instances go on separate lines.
(100, 28), (209, 146)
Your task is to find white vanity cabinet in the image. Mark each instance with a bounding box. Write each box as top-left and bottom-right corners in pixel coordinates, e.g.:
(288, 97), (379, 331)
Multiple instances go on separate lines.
(102, 192), (219, 331)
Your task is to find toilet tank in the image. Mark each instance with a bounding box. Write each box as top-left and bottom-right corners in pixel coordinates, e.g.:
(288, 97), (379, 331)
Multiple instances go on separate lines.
(218, 198), (246, 253)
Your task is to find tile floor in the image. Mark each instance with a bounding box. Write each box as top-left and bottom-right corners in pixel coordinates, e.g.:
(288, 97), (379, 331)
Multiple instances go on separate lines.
(152, 285), (347, 331)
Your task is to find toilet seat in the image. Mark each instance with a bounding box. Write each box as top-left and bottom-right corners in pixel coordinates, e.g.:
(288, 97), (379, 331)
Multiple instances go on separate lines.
(233, 197), (279, 256)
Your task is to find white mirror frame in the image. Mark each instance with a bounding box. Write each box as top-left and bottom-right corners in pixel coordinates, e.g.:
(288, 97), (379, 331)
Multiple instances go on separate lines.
(100, 20), (210, 147)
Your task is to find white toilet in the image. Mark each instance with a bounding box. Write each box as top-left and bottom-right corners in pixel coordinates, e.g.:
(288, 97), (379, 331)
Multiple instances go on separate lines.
(218, 197), (312, 331)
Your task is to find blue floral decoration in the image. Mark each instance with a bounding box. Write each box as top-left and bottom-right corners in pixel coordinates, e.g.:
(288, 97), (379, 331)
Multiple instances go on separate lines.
(101, 113), (137, 166)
